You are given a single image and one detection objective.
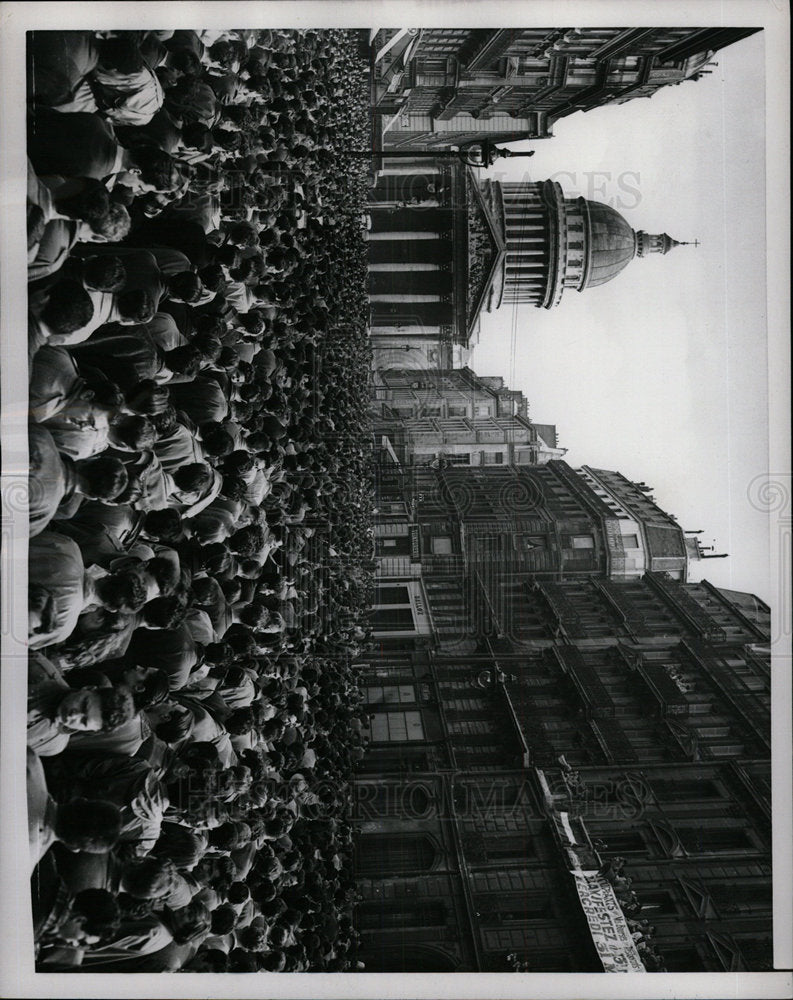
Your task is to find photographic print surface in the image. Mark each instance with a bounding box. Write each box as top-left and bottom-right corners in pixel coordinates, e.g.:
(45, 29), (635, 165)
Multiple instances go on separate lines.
(1, 4), (790, 995)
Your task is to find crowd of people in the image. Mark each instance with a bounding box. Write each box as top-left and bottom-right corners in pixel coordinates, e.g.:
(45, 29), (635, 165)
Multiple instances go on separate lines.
(25, 27), (376, 972)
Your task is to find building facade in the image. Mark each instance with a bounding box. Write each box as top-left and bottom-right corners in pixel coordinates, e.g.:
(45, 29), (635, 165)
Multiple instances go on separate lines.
(370, 28), (760, 152)
(372, 366), (565, 469)
(367, 158), (692, 361)
(351, 459), (772, 973)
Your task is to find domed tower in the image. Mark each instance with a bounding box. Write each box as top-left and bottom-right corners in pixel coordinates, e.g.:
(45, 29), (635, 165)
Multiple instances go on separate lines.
(481, 177), (691, 310)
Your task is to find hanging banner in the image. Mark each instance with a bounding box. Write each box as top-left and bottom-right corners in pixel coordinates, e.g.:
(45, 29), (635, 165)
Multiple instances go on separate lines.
(571, 872), (646, 973)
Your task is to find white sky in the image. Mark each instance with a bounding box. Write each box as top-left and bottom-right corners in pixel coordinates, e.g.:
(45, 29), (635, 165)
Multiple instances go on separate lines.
(470, 31), (771, 602)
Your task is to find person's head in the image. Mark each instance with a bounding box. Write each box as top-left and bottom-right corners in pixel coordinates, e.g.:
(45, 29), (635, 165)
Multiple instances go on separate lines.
(227, 221), (258, 248)
(145, 554), (181, 596)
(198, 542), (232, 577)
(199, 422), (234, 459)
(54, 797), (122, 853)
(225, 707), (256, 737)
(237, 602), (273, 630)
(163, 344), (202, 379)
(169, 47), (203, 80)
(110, 414), (157, 451)
(207, 821), (251, 852)
(120, 855), (180, 900)
(121, 664), (169, 710)
(116, 288), (155, 325)
(75, 454), (129, 501)
(228, 948), (259, 972)
(172, 462), (214, 503)
(237, 921), (268, 952)
(56, 683), (136, 733)
(130, 146), (182, 192)
(260, 950), (286, 972)
(153, 703), (194, 745)
(152, 821), (207, 870)
(82, 255), (127, 293)
(197, 263), (225, 295)
(226, 880), (250, 905)
(183, 947), (229, 972)
(64, 888), (121, 944)
(94, 567), (150, 613)
(250, 877), (276, 905)
(142, 508), (184, 544)
(209, 903), (238, 935)
(40, 279), (94, 336)
(98, 34), (144, 73)
(53, 178), (110, 225)
(228, 524), (266, 557)
(167, 270), (204, 304)
(141, 593), (189, 630)
(203, 640), (234, 667)
(161, 900), (211, 945)
(91, 202), (131, 242)
(219, 474), (247, 502)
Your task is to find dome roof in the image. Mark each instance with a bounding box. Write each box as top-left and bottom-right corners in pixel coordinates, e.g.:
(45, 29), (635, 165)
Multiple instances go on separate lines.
(583, 201), (638, 288)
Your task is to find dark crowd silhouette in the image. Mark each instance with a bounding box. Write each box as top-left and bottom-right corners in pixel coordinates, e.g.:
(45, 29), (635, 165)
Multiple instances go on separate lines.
(26, 28), (376, 972)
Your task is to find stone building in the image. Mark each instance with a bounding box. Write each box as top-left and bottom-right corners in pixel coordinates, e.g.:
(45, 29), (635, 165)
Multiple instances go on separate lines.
(372, 366), (566, 469)
(351, 460), (772, 973)
(369, 28), (761, 152)
(367, 158), (694, 364)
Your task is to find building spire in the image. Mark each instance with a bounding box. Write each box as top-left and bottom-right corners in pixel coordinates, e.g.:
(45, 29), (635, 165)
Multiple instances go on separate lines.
(635, 231), (699, 257)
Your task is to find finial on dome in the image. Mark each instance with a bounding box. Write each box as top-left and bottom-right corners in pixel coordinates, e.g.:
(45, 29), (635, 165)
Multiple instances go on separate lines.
(636, 231), (698, 257)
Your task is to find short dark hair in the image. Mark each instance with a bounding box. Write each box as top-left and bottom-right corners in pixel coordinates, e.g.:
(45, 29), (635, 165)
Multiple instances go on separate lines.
(228, 948), (258, 972)
(237, 601), (272, 630)
(197, 263), (225, 294)
(122, 855), (177, 899)
(133, 668), (169, 711)
(154, 705), (193, 744)
(53, 179), (110, 225)
(77, 454), (129, 501)
(40, 279), (94, 336)
(91, 202), (131, 241)
(170, 49), (203, 80)
(111, 414), (157, 450)
(100, 571), (149, 613)
(72, 888), (121, 938)
(225, 707), (255, 736)
(199, 423), (234, 458)
(116, 288), (155, 324)
(98, 35), (144, 74)
(209, 903), (238, 935)
(168, 271), (203, 304)
(146, 555), (181, 594)
(142, 508), (184, 543)
(55, 798), (122, 853)
(173, 462), (213, 496)
(237, 923), (268, 952)
(142, 594), (188, 630)
(228, 524), (265, 557)
(188, 947), (229, 972)
(82, 255), (127, 293)
(207, 821), (250, 852)
(98, 685), (136, 731)
(152, 821), (206, 870)
(131, 147), (178, 191)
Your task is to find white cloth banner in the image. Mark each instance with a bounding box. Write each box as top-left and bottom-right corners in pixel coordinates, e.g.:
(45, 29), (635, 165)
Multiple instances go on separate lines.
(571, 872), (646, 973)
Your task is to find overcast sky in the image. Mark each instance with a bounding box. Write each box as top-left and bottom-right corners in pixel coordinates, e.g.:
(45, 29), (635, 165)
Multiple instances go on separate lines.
(470, 31), (771, 603)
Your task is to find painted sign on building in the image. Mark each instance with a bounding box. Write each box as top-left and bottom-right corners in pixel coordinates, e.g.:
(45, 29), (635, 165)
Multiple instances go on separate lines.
(409, 525), (421, 562)
(571, 871), (646, 973)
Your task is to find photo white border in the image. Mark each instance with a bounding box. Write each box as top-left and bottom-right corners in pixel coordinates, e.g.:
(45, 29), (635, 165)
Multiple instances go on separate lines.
(1, 2), (790, 998)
